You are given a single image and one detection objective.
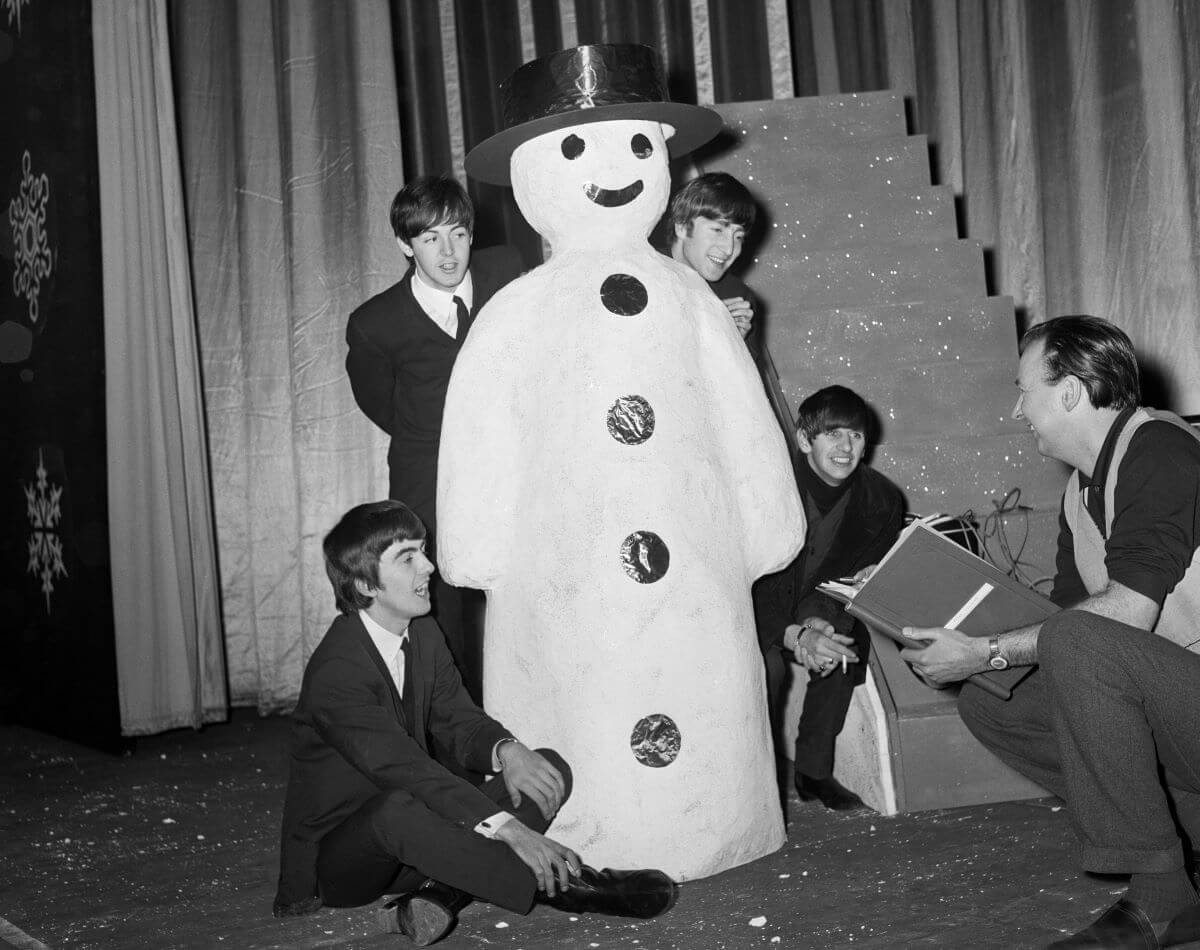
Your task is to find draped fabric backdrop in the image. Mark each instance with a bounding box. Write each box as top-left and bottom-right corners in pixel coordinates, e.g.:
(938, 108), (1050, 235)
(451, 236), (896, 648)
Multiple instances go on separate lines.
(134, 0), (1200, 714)
(93, 0), (226, 735)
(170, 0), (400, 711)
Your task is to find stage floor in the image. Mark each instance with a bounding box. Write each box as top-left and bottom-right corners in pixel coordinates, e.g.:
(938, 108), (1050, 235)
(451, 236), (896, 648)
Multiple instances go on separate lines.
(0, 710), (1185, 949)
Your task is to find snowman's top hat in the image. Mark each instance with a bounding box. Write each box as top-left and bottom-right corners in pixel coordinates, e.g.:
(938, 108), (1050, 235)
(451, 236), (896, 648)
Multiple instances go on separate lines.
(464, 43), (722, 186)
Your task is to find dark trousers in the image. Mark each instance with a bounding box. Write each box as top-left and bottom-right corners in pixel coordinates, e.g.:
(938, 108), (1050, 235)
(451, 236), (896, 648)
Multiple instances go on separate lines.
(316, 749), (571, 913)
(959, 610), (1200, 874)
(762, 620), (871, 778)
(791, 619), (871, 779)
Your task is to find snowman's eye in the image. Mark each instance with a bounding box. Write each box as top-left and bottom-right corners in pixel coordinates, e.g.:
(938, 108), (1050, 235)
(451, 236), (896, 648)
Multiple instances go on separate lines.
(561, 134), (585, 160)
(630, 134), (653, 159)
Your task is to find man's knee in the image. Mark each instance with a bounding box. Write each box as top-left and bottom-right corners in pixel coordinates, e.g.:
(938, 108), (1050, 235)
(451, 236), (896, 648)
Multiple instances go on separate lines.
(1038, 610), (1094, 673)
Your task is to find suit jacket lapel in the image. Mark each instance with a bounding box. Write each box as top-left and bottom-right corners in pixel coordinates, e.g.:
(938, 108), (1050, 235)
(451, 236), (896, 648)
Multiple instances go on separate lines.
(349, 613), (408, 727)
(406, 617), (431, 741)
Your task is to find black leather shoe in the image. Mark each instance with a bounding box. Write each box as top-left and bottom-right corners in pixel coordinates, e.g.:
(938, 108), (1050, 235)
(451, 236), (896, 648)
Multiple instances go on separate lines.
(378, 880), (472, 946)
(1047, 896), (1200, 949)
(537, 866), (678, 919)
(795, 772), (868, 812)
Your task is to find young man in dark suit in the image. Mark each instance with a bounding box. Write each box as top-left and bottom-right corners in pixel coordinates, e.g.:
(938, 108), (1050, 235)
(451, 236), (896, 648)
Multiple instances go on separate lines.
(345, 176), (521, 703)
(755, 386), (905, 811)
(273, 500), (676, 946)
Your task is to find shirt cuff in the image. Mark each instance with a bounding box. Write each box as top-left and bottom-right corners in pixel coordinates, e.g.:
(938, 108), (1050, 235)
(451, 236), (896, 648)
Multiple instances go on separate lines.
(492, 737), (518, 772)
(474, 811), (514, 838)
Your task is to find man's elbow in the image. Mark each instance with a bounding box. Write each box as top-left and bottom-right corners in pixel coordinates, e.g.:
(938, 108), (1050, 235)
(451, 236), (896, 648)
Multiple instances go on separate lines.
(1102, 581), (1161, 631)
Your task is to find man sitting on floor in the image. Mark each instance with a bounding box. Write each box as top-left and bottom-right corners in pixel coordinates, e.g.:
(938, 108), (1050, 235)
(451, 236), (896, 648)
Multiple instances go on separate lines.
(901, 315), (1200, 949)
(273, 500), (677, 946)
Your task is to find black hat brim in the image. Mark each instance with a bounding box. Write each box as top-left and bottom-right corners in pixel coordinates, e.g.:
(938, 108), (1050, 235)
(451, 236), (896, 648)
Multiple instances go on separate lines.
(464, 101), (723, 186)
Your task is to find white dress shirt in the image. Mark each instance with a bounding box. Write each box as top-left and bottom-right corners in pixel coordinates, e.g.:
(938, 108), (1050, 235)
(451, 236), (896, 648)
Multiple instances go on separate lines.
(410, 268), (474, 338)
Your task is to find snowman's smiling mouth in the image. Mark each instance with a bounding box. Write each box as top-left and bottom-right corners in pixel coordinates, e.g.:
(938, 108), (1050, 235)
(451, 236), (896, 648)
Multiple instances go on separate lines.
(584, 180), (644, 207)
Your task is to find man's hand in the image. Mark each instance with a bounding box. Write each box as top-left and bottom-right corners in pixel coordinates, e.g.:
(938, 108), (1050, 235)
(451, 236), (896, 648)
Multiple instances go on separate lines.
(850, 564), (877, 584)
(722, 297), (754, 338)
(494, 820), (581, 898)
(786, 618), (858, 678)
(499, 742), (566, 820)
(899, 627), (989, 686)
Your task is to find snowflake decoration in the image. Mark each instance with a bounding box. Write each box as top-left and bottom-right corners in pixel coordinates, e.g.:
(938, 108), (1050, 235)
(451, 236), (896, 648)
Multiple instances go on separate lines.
(26, 449), (67, 612)
(4, 0), (31, 32)
(9, 150), (54, 324)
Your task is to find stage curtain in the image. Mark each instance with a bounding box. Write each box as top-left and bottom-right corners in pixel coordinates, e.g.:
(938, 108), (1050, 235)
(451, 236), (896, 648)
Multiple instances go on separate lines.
(170, 0), (400, 711)
(92, 0), (226, 734)
(159, 0), (1198, 713)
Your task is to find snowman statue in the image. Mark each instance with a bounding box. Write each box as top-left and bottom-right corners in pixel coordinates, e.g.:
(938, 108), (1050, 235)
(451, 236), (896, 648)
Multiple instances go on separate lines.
(439, 44), (805, 881)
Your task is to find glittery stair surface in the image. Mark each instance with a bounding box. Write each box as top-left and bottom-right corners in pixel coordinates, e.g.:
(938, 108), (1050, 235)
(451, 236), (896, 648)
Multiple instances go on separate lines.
(724, 134), (931, 193)
(874, 434), (1067, 515)
(759, 185), (956, 251)
(750, 240), (987, 309)
(701, 94), (1050, 531)
(710, 90), (909, 141)
(773, 299), (1018, 372)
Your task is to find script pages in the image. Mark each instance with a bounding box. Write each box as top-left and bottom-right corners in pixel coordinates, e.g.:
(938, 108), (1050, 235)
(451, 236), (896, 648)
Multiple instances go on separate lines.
(818, 519), (1058, 699)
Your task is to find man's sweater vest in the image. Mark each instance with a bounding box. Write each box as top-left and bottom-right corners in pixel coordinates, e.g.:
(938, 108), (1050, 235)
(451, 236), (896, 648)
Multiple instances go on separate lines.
(1062, 408), (1200, 652)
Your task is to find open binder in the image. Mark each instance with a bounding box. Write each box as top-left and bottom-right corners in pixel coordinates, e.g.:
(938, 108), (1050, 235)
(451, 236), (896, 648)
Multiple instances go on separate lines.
(818, 519), (1057, 700)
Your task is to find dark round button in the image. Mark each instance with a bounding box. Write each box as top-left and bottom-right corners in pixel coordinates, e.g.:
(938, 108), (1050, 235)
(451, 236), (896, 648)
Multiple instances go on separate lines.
(630, 714), (681, 767)
(621, 531), (669, 583)
(600, 273), (648, 316)
(607, 396), (655, 445)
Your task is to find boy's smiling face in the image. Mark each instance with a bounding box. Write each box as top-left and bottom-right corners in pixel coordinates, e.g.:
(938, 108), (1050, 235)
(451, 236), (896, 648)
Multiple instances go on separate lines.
(400, 220), (473, 292)
(672, 215), (745, 282)
(799, 426), (866, 487)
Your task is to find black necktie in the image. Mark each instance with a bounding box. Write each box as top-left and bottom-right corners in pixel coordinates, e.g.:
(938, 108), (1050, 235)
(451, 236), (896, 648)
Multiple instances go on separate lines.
(453, 295), (470, 343)
(400, 636), (417, 730)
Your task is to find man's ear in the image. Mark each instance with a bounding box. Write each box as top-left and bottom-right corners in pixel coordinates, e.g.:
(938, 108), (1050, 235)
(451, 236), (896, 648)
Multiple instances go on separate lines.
(1061, 375), (1084, 411)
(397, 236), (414, 260)
(796, 431), (814, 454)
(354, 577), (375, 599)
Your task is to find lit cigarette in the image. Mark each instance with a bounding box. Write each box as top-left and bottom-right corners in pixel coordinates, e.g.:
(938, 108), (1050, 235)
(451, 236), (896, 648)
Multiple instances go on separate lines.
(841, 655), (847, 675)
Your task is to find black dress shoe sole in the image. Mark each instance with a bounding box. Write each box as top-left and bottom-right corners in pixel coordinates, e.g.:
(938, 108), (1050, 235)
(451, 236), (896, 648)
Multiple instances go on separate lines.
(379, 895), (456, 946)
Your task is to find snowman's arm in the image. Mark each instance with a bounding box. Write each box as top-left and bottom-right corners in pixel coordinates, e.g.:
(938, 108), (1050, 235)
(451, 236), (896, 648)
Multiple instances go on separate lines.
(436, 323), (524, 589)
(698, 317), (806, 580)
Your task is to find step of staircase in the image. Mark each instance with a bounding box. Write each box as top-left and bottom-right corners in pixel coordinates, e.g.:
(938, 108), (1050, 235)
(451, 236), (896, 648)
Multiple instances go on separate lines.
(756, 185), (956, 251)
(709, 90), (908, 144)
(874, 433), (1068, 515)
(750, 240), (987, 310)
(766, 298), (1019, 371)
(732, 134), (932, 194)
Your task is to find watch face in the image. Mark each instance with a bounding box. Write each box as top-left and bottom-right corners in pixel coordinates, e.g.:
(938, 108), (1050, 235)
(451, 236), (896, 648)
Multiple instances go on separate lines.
(989, 656), (1009, 671)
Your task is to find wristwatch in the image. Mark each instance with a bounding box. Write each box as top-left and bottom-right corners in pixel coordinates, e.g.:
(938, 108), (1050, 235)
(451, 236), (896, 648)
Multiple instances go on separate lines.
(987, 636), (1009, 671)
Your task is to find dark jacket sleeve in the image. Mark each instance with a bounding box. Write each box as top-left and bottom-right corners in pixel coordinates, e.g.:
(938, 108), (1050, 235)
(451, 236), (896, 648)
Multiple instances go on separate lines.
(306, 651), (502, 826)
(420, 621), (514, 775)
(345, 297), (399, 435)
